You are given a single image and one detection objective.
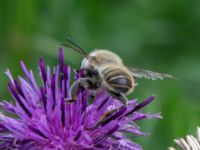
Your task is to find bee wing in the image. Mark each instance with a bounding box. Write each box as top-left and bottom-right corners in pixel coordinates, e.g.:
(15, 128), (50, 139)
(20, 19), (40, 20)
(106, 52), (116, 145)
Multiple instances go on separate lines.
(129, 67), (176, 80)
(62, 38), (90, 58)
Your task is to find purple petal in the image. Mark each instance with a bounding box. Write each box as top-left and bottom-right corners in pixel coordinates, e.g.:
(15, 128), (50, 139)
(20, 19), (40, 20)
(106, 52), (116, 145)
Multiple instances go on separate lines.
(39, 58), (47, 85)
(0, 48), (161, 149)
(125, 96), (155, 116)
(8, 82), (32, 118)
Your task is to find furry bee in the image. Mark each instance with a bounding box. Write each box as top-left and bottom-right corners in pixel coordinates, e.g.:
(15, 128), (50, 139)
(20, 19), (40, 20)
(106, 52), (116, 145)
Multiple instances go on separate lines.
(63, 39), (175, 105)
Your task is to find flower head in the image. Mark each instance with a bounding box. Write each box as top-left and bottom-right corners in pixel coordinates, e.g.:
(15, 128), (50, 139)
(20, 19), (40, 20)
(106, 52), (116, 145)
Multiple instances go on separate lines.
(0, 48), (161, 150)
(169, 127), (200, 150)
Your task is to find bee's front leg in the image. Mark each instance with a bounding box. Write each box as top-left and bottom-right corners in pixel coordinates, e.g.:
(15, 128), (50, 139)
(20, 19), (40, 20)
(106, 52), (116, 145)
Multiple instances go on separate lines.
(67, 78), (91, 103)
(66, 80), (79, 102)
(70, 81), (80, 102)
(68, 76), (102, 103)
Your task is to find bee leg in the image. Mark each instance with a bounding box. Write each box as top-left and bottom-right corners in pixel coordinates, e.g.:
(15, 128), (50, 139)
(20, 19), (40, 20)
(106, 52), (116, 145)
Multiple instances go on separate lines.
(119, 93), (129, 106)
(116, 93), (128, 106)
(71, 80), (80, 100)
(65, 81), (80, 103)
(108, 91), (128, 106)
(67, 78), (90, 102)
(68, 77), (102, 103)
(79, 77), (102, 90)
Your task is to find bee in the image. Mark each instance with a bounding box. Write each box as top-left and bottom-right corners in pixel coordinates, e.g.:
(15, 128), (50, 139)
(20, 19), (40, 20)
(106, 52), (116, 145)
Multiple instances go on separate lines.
(62, 38), (175, 105)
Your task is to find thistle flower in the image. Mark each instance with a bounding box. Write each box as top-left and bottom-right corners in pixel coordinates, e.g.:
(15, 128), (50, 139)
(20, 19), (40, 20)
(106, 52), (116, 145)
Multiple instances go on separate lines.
(169, 127), (200, 150)
(0, 48), (161, 150)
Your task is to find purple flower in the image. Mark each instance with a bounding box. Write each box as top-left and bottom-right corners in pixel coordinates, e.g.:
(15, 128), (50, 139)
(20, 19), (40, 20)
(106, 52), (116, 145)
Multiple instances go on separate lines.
(0, 48), (161, 150)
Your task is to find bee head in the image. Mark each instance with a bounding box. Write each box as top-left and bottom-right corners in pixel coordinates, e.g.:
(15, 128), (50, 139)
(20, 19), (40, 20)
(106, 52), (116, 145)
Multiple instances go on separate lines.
(80, 57), (95, 69)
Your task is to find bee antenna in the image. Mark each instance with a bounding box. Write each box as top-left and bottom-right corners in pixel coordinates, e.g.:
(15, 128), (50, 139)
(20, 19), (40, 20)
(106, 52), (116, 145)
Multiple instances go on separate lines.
(62, 38), (89, 58)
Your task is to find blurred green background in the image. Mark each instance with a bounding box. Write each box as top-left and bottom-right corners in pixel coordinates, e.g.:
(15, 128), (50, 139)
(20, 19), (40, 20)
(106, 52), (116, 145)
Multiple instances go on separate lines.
(0, 0), (200, 149)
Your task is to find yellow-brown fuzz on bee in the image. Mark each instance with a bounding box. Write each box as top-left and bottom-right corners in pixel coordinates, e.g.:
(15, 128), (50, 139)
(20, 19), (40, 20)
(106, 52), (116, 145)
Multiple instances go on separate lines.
(87, 50), (135, 96)
(89, 50), (122, 66)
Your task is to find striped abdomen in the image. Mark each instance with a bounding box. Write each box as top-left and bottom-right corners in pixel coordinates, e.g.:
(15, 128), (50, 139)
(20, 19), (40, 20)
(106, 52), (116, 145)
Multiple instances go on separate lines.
(102, 66), (134, 94)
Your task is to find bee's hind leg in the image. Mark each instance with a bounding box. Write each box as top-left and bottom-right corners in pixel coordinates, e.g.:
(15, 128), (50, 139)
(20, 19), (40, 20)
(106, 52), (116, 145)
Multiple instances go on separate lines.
(108, 91), (128, 106)
(116, 93), (128, 106)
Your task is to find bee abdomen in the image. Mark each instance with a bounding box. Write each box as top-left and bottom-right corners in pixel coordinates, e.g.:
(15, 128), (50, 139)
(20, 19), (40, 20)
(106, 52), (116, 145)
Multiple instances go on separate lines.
(109, 77), (132, 93)
(103, 68), (133, 94)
